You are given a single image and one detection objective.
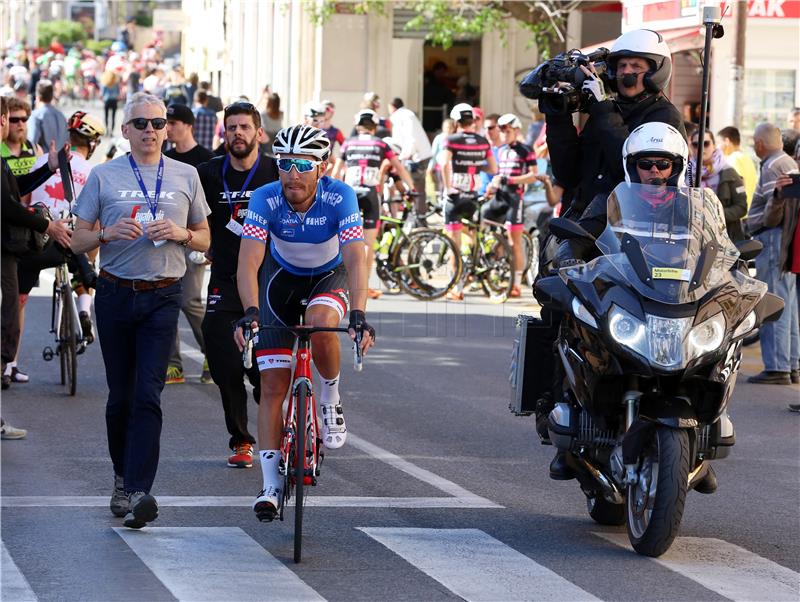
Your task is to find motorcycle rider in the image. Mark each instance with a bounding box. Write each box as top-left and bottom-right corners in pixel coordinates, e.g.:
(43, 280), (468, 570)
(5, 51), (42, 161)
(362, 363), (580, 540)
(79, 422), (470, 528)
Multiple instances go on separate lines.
(546, 122), (692, 480)
(545, 29), (686, 218)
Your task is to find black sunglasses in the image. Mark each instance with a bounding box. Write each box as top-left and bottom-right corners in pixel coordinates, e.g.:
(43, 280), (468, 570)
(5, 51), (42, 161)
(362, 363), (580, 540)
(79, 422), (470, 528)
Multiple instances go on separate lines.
(486, 125), (497, 130)
(9, 116), (29, 124)
(690, 140), (712, 148)
(127, 117), (167, 130)
(636, 158), (672, 171)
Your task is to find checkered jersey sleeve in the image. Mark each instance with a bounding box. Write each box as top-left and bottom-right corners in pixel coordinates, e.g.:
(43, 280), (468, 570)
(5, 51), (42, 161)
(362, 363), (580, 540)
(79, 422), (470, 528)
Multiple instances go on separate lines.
(241, 185), (271, 243)
(336, 184), (364, 246)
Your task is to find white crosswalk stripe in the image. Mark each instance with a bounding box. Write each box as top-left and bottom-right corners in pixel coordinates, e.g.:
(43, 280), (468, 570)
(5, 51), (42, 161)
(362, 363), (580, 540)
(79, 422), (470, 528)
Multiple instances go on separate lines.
(359, 527), (601, 602)
(1, 541), (38, 602)
(594, 532), (800, 601)
(114, 527), (325, 602)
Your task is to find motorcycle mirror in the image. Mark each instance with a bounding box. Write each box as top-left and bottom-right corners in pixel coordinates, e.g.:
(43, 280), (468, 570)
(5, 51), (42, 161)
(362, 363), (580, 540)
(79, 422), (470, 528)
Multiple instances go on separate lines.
(756, 292), (785, 325)
(549, 217), (596, 243)
(735, 238), (763, 262)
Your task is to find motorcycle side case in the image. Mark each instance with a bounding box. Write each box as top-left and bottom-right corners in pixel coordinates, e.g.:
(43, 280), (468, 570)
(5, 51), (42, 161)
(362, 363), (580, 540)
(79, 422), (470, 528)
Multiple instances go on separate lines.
(509, 314), (557, 416)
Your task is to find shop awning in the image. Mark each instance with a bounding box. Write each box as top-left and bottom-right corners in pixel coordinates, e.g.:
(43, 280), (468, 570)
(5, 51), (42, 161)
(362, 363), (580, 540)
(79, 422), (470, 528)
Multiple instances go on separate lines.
(581, 26), (704, 55)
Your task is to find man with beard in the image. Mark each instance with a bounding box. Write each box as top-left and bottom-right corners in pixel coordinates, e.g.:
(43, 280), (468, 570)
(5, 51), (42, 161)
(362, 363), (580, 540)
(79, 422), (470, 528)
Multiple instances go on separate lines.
(163, 102), (215, 384)
(196, 101), (279, 468)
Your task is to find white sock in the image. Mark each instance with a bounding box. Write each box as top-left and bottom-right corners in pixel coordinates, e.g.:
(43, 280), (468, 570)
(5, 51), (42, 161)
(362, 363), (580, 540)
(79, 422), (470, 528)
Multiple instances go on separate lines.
(319, 372), (340, 406)
(77, 293), (92, 315)
(514, 271), (523, 286)
(259, 449), (281, 492)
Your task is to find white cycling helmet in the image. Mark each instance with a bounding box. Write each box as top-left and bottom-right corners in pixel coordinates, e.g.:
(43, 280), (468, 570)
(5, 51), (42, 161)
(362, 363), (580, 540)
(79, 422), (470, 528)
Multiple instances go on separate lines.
(622, 122), (687, 186)
(382, 136), (402, 155)
(302, 101), (327, 119)
(272, 124), (332, 161)
(450, 102), (474, 122)
(354, 109), (380, 126)
(608, 29), (672, 92)
(497, 113), (522, 129)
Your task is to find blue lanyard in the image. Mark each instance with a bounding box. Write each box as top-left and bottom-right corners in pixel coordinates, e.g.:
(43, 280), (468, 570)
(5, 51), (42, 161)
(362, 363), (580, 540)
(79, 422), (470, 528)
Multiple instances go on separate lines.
(128, 154), (164, 219)
(222, 154), (260, 217)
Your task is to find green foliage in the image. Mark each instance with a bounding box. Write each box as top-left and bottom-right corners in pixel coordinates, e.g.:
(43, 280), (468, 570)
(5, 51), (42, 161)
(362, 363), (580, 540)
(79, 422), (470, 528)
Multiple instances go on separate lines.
(37, 20), (87, 49)
(405, 1), (507, 50)
(86, 39), (113, 55)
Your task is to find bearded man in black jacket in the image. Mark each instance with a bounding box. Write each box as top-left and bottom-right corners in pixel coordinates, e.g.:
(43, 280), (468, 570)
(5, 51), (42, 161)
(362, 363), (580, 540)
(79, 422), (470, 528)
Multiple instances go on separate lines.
(546, 29), (687, 218)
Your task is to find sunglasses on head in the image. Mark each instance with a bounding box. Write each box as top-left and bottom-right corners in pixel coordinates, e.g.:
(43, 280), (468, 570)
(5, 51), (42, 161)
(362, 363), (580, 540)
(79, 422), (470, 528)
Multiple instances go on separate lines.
(224, 101), (257, 118)
(277, 157), (322, 174)
(127, 117), (167, 130)
(9, 116), (28, 124)
(636, 158), (673, 171)
(690, 140), (712, 148)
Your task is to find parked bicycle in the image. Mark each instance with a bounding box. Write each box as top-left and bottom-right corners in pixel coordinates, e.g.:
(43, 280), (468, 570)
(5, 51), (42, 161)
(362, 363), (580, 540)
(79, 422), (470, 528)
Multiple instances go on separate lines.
(242, 321), (364, 563)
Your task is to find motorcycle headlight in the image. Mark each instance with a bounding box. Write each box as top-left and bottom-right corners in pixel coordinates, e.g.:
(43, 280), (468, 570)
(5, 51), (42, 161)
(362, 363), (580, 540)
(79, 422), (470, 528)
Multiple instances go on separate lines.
(572, 297), (597, 329)
(732, 310), (756, 339)
(609, 306), (647, 357)
(687, 312), (726, 360)
(647, 315), (692, 368)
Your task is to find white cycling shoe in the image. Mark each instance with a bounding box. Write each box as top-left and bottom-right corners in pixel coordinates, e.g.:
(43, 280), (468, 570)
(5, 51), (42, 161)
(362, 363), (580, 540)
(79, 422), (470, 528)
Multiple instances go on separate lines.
(253, 486), (281, 522)
(321, 402), (347, 449)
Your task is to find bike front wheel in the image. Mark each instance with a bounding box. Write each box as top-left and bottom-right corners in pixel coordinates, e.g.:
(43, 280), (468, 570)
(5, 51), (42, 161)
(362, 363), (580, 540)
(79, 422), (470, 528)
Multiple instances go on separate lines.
(60, 286), (78, 396)
(478, 233), (513, 300)
(293, 380), (309, 563)
(397, 228), (461, 300)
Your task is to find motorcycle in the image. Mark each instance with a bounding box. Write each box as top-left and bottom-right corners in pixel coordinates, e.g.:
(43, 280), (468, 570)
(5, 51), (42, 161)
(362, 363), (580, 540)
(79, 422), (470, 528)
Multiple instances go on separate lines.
(528, 182), (784, 557)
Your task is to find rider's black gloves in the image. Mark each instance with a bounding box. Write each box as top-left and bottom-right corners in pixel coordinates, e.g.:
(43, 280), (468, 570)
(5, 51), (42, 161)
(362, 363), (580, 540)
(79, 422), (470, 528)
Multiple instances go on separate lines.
(235, 306), (260, 332)
(349, 309), (376, 342)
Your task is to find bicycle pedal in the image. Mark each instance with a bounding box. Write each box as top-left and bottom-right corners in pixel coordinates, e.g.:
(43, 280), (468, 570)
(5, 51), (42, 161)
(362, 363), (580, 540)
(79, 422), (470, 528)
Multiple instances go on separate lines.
(254, 502), (278, 523)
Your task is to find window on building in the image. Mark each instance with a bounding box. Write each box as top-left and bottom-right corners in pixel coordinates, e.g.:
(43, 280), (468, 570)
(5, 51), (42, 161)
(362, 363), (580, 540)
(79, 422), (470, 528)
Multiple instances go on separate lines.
(743, 69), (797, 138)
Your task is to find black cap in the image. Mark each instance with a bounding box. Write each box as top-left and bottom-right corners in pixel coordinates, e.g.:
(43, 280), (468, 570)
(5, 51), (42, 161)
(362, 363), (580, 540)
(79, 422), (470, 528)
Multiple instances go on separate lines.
(166, 103), (194, 125)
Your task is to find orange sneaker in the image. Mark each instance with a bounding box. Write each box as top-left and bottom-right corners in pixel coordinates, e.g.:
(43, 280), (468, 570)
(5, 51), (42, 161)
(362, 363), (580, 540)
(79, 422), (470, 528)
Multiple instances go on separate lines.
(227, 442), (254, 468)
(367, 288), (383, 299)
(446, 290), (465, 301)
(509, 285), (522, 298)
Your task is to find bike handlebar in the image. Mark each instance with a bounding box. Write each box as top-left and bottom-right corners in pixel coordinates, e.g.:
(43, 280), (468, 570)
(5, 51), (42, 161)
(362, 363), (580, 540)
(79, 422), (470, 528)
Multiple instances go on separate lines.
(241, 324), (363, 371)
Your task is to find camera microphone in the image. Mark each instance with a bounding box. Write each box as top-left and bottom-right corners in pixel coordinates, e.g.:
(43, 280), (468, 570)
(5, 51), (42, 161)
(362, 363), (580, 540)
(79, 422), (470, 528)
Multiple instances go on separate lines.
(621, 73), (639, 88)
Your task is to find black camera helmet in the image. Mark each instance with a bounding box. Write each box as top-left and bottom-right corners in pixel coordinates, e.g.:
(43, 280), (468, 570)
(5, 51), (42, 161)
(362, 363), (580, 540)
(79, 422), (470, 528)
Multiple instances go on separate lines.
(608, 29), (672, 93)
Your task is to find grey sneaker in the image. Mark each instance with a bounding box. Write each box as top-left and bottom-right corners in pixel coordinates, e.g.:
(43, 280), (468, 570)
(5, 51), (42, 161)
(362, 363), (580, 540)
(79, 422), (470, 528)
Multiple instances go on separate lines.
(110, 475), (128, 517)
(123, 491), (159, 529)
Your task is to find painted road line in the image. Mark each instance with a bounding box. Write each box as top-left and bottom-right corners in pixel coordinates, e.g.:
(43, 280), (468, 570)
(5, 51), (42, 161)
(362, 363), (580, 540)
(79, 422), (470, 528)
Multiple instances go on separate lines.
(347, 434), (502, 508)
(115, 527), (324, 602)
(594, 532), (800, 601)
(1, 495), (497, 509)
(1, 542), (38, 602)
(360, 528), (600, 602)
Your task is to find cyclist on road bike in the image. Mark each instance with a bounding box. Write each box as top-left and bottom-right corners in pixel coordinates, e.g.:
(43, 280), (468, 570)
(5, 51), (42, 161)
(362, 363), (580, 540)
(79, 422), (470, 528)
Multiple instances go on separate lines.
(19, 111), (105, 343)
(333, 110), (416, 299)
(441, 103), (497, 301)
(234, 124), (376, 521)
(483, 113), (538, 298)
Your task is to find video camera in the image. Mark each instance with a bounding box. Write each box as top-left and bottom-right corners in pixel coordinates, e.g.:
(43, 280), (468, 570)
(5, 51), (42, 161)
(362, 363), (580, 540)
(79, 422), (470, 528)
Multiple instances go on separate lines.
(519, 48), (610, 115)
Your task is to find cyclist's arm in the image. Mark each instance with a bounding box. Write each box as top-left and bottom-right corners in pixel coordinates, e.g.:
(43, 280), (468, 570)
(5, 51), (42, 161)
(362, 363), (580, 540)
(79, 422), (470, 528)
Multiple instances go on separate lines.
(483, 151), (498, 175)
(510, 164), (539, 187)
(341, 240), (368, 313)
(388, 156), (415, 191)
(442, 149), (454, 192)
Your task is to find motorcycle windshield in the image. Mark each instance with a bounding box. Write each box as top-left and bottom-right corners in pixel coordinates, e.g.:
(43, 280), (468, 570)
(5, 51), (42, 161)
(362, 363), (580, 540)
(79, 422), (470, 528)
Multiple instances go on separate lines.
(578, 183), (739, 305)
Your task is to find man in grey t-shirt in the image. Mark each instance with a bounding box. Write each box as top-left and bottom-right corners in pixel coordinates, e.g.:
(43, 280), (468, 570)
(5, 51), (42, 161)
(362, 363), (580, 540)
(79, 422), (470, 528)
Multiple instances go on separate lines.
(71, 93), (210, 530)
(27, 80), (68, 150)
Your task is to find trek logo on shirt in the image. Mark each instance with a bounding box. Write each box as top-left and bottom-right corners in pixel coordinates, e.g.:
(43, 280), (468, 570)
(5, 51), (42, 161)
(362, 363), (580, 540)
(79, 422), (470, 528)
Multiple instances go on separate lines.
(118, 190), (177, 200)
(217, 190), (253, 203)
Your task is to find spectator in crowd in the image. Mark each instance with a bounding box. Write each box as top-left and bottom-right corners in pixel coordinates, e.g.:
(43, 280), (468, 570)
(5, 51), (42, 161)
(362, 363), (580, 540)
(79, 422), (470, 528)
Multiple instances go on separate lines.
(351, 92), (391, 138)
(261, 93), (283, 143)
(718, 126), (757, 206)
(320, 99), (344, 153)
(781, 128), (799, 160)
(423, 61), (455, 131)
(1, 97), (41, 178)
(28, 79), (68, 150)
(185, 72), (199, 107)
(788, 107), (800, 132)
(745, 122), (799, 385)
(388, 97), (432, 220)
(478, 113), (501, 196)
(427, 118), (455, 194)
(525, 106), (545, 148)
(191, 90), (217, 151)
(689, 129), (747, 241)
(199, 81), (223, 113)
(101, 70), (121, 136)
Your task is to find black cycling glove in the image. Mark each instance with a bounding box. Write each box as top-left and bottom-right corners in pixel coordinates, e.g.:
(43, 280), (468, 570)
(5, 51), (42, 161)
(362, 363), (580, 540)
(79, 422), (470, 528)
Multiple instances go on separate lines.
(349, 309), (376, 342)
(235, 306), (260, 332)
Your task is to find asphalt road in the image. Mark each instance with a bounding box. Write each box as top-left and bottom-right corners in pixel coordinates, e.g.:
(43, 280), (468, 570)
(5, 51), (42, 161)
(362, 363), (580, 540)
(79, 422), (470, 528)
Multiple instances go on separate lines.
(2, 280), (799, 602)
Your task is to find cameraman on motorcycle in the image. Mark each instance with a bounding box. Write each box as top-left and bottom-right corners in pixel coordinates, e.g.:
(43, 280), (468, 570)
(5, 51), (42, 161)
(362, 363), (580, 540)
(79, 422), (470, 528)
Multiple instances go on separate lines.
(545, 29), (686, 218)
(546, 122), (692, 480)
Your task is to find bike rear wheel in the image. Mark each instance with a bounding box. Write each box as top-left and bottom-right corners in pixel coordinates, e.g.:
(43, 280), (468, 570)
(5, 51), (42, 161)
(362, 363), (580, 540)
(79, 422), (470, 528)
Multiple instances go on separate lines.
(397, 228), (461, 300)
(478, 233), (513, 300)
(293, 380), (309, 563)
(60, 285), (78, 396)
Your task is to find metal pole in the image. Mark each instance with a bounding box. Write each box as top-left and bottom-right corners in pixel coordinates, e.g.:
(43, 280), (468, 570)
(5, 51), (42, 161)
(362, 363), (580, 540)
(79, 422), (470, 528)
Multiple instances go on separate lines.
(695, 5), (722, 188)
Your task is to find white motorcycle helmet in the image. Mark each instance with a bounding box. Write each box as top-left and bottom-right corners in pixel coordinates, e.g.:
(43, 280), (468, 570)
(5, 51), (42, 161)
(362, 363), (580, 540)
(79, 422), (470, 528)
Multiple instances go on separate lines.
(608, 29), (672, 93)
(449, 102), (474, 122)
(622, 122), (688, 186)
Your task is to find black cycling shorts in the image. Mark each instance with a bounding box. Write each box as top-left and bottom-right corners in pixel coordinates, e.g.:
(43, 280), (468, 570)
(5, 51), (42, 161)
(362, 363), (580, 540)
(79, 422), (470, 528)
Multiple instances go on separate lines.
(480, 187), (524, 227)
(356, 188), (380, 230)
(254, 249), (349, 371)
(444, 192), (479, 226)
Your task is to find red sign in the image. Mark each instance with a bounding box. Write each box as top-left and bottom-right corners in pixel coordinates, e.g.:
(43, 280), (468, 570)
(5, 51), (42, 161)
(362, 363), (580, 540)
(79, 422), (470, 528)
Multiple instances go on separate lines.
(748, 0), (800, 17)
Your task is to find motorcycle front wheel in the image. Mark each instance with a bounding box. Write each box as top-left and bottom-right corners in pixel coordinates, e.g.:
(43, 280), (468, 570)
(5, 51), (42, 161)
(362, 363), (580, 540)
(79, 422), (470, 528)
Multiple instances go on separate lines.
(626, 426), (690, 557)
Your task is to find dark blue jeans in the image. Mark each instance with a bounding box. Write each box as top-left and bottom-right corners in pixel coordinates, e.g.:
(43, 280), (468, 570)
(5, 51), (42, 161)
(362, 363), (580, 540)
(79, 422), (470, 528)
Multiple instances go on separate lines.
(95, 276), (182, 494)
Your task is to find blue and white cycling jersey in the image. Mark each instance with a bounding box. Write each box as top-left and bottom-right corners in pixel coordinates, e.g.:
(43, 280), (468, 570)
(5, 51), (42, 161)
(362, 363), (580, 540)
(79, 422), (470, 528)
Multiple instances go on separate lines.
(242, 176), (364, 276)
